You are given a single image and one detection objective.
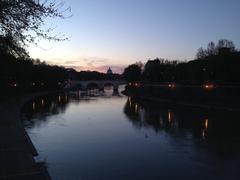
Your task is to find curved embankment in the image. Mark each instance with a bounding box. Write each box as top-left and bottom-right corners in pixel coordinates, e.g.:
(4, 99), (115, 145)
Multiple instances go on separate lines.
(123, 85), (240, 111)
(0, 92), (54, 180)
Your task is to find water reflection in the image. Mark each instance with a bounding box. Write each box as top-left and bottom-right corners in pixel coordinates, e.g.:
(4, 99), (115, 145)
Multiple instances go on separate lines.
(22, 90), (123, 129)
(21, 92), (240, 180)
(22, 95), (69, 128)
(26, 93), (240, 145)
(124, 97), (240, 154)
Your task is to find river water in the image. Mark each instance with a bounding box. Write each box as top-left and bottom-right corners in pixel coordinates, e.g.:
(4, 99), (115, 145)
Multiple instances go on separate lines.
(21, 88), (240, 180)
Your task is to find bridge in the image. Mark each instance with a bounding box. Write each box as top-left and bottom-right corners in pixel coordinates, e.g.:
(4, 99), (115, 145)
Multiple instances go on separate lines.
(64, 80), (126, 94)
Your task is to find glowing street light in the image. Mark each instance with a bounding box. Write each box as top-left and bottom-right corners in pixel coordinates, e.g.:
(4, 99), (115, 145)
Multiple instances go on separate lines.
(168, 83), (176, 88)
(203, 83), (215, 90)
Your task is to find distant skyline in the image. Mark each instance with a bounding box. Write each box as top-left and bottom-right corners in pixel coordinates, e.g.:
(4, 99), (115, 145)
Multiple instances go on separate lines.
(28, 0), (240, 73)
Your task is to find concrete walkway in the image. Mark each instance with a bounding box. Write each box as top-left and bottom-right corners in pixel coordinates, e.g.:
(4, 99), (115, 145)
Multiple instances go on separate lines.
(0, 93), (52, 179)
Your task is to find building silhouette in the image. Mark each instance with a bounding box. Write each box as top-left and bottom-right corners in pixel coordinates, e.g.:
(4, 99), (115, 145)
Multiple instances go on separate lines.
(106, 67), (113, 74)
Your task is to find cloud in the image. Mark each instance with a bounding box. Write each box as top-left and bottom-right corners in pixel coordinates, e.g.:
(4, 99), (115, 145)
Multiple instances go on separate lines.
(45, 56), (127, 74)
(64, 60), (83, 65)
(63, 64), (125, 74)
(64, 58), (108, 65)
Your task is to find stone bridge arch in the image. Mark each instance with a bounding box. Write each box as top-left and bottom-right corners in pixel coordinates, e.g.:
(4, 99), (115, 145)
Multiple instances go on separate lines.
(65, 80), (126, 94)
(86, 82), (99, 90)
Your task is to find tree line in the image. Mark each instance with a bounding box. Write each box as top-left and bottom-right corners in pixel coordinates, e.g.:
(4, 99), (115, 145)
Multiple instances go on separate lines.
(0, 51), (67, 94)
(0, 0), (71, 98)
(67, 69), (122, 81)
(123, 39), (240, 84)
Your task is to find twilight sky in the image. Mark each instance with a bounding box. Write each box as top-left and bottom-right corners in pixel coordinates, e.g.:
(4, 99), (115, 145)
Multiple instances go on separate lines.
(28, 0), (240, 73)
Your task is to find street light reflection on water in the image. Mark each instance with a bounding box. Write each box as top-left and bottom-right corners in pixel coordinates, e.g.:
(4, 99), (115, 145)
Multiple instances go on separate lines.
(32, 102), (35, 111)
(168, 110), (173, 123)
(41, 99), (45, 106)
(205, 118), (209, 129)
(21, 91), (240, 180)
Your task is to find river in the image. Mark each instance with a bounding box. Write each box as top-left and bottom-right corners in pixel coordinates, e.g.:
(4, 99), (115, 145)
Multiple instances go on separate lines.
(21, 87), (240, 180)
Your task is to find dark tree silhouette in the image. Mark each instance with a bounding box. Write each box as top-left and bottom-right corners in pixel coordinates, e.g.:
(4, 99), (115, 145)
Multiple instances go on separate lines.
(123, 39), (240, 84)
(123, 64), (141, 82)
(142, 58), (177, 82)
(0, 35), (28, 58)
(143, 58), (162, 81)
(196, 39), (236, 59)
(196, 47), (207, 59)
(207, 41), (217, 56)
(0, 1), (72, 100)
(0, 0), (70, 43)
(0, 0), (71, 57)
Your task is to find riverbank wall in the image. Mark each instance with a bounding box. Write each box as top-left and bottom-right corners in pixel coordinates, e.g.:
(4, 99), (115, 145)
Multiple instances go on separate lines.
(0, 92), (56, 179)
(123, 84), (240, 111)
